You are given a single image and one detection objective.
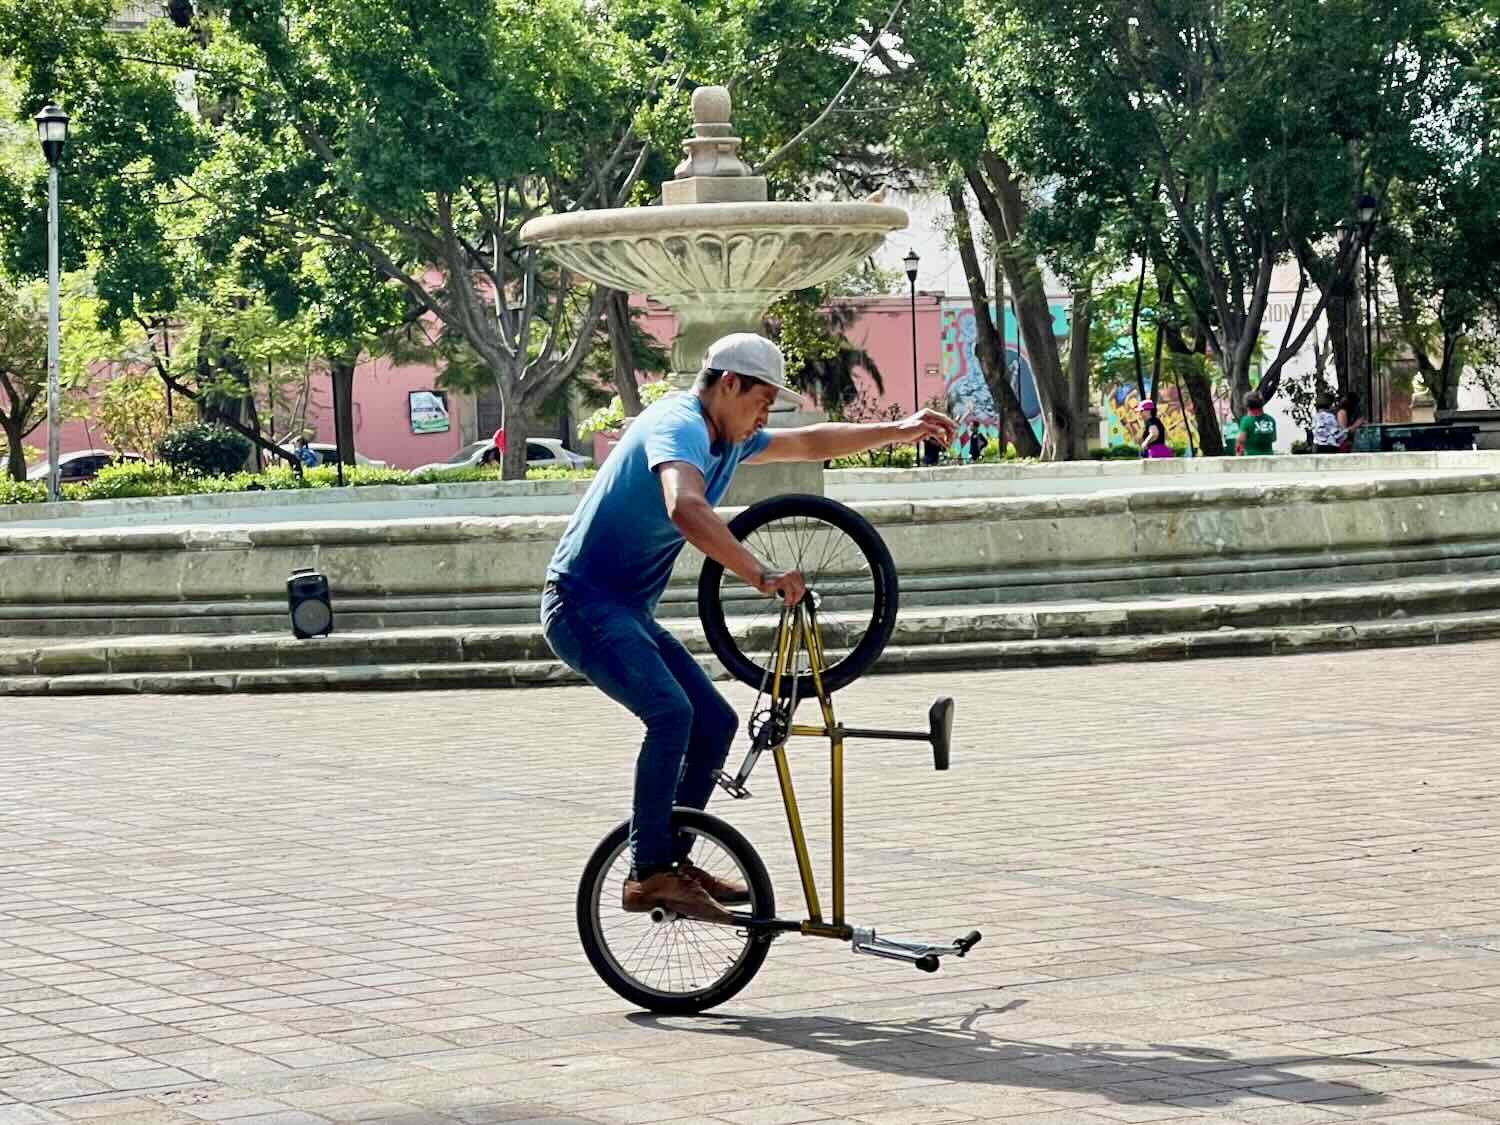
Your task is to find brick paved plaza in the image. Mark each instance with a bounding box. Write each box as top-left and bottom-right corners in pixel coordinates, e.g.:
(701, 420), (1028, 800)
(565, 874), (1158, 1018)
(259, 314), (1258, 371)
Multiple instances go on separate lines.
(4, 642), (1500, 1124)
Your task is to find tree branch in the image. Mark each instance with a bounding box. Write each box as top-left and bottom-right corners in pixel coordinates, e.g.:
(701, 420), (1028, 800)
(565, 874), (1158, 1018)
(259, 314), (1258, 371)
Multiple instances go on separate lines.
(752, 0), (905, 175)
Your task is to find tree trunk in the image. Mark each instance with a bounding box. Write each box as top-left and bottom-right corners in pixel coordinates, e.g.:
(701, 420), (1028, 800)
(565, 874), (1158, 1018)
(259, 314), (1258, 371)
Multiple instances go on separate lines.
(1162, 325), (1224, 456)
(2, 415), (26, 481)
(330, 358), (357, 466)
(1182, 365), (1223, 456)
(973, 153), (1076, 460)
(1066, 286), (1093, 459)
(1438, 354), (1461, 411)
(1327, 282), (1360, 400)
(500, 408), (529, 480)
(1011, 263), (1075, 460)
(604, 289), (643, 418)
(1291, 228), (1373, 405)
(944, 184), (1040, 458)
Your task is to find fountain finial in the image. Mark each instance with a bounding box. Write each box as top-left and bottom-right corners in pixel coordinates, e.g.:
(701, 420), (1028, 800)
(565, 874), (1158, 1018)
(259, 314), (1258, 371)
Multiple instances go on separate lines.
(663, 85), (768, 205)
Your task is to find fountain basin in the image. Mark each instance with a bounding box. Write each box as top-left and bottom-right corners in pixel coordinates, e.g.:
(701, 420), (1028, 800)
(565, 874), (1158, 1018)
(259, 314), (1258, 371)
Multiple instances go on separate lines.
(521, 201), (906, 371)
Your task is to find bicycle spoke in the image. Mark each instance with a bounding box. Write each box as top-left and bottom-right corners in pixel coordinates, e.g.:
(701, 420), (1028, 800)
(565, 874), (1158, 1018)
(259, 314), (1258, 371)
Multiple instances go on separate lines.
(589, 830), (758, 1002)
(719, 513), (879, 686)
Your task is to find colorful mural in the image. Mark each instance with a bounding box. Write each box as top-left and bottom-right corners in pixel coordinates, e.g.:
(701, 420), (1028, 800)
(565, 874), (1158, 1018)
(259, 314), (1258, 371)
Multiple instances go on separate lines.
(940, 301), (1240, 455)
(938, 305), (1058, 451)
(1102, 382), (1237, 453)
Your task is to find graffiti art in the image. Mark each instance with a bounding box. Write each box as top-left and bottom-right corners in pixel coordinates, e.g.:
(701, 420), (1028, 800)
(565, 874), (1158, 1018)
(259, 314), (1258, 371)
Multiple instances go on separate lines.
(939, 305), (1045, 453)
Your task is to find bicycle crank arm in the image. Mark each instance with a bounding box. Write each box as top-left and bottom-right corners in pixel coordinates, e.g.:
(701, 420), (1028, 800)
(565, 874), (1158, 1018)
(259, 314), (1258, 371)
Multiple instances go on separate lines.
(850, 926), (983, 973)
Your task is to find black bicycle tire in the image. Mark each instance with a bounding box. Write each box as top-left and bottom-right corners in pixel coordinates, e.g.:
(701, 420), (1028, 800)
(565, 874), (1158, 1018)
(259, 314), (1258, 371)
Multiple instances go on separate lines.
(698, 494), (899, 695)
(576, 809), (775, 1014)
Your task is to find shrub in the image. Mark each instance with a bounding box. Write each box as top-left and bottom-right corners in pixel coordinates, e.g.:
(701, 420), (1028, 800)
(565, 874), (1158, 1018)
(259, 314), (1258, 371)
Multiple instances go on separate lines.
(578, 379), (676, 437)
(80, 460), (198, 500)
(156, 423), (253, 476)
(0, 477), (45, 504)
(408, 466), (498, 485)
(99, 371), (171, 460)
(0, 459), (599, 504)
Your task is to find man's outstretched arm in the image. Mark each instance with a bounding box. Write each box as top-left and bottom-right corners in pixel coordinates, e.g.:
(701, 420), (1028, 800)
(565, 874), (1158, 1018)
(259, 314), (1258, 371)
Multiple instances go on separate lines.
(744, 409), (957, 464)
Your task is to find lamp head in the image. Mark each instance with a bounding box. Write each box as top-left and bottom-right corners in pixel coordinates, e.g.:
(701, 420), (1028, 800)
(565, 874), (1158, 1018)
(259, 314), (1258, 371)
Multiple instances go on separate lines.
(34, 104), (69, 166)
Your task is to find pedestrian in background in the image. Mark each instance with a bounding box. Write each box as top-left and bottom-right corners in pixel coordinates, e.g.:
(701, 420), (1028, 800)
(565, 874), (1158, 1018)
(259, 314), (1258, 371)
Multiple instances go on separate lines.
(1235, 393), (1277, 456)
(1136, 400), (1173, 458)
(293, 435), (320, 468)
(967, 421), (987, 463)
(1313, 392), (1362, 453)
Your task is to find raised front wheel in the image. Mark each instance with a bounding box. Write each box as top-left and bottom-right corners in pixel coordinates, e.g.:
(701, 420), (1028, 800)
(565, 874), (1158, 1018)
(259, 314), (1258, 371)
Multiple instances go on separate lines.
(697, 494), (899, 695)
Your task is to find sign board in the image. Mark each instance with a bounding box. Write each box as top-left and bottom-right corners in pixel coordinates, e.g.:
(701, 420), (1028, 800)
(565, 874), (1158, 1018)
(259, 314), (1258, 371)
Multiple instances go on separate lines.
(409, 390), (449, 434)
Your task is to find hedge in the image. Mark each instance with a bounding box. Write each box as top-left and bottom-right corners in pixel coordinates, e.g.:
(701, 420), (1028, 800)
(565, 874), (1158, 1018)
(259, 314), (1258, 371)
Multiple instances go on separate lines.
(0, 459), (600, 504)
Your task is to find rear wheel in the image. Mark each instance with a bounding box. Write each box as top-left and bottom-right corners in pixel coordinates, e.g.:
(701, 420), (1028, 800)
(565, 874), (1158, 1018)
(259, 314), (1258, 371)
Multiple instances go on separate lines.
(577, 809), (775, 1014)
(698, 494), (899, 695)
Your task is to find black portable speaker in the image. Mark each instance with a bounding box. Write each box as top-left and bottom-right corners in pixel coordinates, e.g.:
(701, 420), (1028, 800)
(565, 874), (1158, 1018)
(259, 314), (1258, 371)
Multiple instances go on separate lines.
(287, 568), (333, 639)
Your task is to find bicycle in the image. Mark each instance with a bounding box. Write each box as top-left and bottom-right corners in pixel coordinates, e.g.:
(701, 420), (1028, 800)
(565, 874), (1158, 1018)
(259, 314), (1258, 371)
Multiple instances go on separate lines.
(576, 493), (982, 1014)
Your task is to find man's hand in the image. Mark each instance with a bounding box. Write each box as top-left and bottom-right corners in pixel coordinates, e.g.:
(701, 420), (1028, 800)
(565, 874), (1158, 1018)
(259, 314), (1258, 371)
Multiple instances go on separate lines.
(894, 408), (958, 448)
(757, 567), (807, 606)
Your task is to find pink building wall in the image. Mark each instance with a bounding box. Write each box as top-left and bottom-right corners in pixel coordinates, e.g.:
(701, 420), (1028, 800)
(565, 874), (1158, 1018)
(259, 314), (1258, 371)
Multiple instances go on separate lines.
(50, 352), (472, 470)
(296, 355), (475, 468)
(48, 295), (948, 469)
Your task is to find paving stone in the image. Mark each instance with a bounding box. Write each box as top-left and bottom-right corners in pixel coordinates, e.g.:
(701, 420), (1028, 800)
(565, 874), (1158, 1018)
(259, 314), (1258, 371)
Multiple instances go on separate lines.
(4, 647), (1500, 1123)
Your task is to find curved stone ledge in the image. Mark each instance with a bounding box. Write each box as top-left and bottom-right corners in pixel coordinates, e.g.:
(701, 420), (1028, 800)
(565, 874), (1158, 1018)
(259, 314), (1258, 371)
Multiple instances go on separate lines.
(2, 468), (1498, 615)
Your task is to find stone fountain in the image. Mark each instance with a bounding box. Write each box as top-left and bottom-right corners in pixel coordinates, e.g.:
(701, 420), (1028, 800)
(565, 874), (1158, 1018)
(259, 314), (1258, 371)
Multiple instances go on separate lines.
(520, 85), (907, 501)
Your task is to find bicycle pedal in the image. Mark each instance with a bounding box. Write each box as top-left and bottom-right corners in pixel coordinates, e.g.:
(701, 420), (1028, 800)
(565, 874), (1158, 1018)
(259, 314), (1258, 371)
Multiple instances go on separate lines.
(712, 771), (752, 800)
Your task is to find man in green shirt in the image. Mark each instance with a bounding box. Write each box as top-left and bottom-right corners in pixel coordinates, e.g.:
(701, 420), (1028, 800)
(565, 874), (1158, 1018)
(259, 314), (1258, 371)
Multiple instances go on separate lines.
(1236, 393), (1277, 456)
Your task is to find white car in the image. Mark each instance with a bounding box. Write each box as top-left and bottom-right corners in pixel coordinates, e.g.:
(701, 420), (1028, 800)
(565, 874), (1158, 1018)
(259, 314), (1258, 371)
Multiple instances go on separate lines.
(275, 440), (388, 469)
(27, 449), (144, 484)
(411, 437), (591, 476)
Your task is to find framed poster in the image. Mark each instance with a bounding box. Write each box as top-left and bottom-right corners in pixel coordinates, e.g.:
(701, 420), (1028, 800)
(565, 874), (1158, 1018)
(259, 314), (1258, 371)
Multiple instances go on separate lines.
(409, 389), (450, 434)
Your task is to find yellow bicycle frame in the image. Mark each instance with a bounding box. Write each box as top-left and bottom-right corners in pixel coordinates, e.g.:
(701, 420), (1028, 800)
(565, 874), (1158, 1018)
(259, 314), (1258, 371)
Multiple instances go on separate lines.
(765, 599), (854, 940)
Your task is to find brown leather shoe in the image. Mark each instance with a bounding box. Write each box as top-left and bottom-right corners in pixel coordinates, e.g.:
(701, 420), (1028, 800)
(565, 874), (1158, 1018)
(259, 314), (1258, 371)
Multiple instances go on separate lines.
(621, 871), (733, 924)
(680, 862), (751, 905)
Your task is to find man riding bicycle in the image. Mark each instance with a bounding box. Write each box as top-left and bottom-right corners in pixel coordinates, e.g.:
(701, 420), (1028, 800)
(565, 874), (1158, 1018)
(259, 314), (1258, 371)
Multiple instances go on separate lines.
(542, 333), (955, 923)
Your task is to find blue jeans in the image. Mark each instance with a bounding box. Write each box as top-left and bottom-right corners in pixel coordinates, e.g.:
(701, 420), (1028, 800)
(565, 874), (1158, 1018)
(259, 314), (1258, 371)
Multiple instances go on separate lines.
(541, 581), (738, 874)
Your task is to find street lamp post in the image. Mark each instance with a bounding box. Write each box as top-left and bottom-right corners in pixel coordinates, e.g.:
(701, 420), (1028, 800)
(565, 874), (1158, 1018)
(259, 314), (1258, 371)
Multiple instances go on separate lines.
(903, 248), (920, 464)
(35, 105), (68, 503)
(1357, 193), (1379, 425)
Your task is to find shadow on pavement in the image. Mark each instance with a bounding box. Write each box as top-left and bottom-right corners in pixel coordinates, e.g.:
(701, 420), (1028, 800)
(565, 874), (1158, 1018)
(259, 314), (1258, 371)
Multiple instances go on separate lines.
(630, 1002), (1497, 1111)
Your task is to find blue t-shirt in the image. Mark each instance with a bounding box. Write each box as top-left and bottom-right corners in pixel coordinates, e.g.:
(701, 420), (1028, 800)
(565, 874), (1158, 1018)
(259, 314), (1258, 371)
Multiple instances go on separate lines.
(546, 392), (771, 608)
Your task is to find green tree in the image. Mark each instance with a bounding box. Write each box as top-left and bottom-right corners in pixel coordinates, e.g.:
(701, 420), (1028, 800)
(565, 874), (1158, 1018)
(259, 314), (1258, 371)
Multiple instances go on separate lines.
(173, 0), (906, 477)
(1375, 39), (1500, 412)
(765, 282), (886, 415)
(98, 367), (171, 461)
(0, 277), (123, 479)
(964, 0), (1463, 426)
(884, 2), (1073, 458)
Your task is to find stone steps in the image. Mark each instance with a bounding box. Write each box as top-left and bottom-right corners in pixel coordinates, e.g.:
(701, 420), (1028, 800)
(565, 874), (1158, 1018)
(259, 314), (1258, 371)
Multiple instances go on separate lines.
(4, 573), (1500, 694)
(2, 609), (1496, 696)
(9, 542), (1500, 638)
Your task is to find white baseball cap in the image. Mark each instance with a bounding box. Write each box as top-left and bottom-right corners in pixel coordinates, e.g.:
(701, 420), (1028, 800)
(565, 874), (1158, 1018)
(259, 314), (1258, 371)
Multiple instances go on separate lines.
(703, 333), (801, 403)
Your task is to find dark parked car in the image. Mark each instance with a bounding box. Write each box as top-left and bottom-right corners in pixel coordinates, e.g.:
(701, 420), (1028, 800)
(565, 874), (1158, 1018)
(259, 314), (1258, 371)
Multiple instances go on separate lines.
(27, 449), (145, 484)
